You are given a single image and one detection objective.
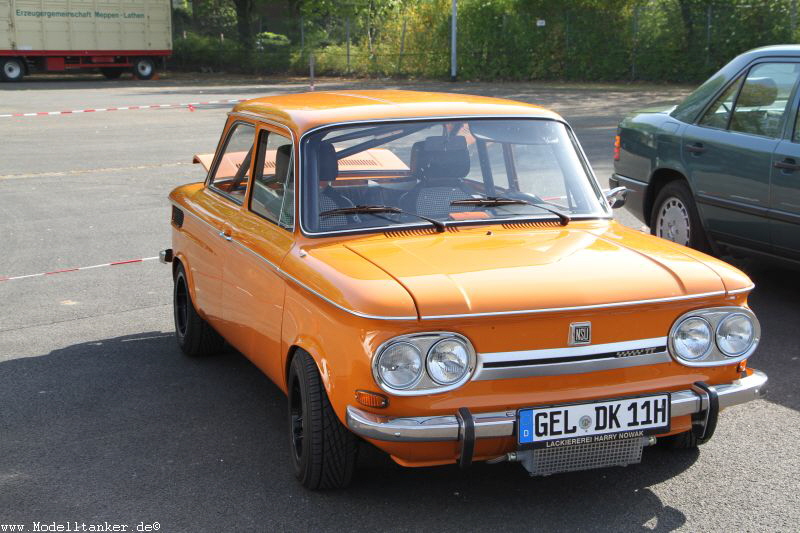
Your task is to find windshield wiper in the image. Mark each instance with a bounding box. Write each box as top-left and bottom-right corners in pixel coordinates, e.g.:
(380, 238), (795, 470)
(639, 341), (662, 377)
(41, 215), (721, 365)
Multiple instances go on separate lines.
(319, 205), (446, 233)
(450, 196), (570, 226)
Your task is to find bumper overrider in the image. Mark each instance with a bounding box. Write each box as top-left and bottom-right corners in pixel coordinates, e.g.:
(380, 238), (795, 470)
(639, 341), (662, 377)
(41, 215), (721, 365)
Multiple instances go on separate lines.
(346, 370), (767, 470)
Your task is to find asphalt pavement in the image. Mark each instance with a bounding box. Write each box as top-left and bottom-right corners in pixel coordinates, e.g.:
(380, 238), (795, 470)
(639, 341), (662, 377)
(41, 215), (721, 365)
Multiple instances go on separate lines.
(1, 74), (798, 532)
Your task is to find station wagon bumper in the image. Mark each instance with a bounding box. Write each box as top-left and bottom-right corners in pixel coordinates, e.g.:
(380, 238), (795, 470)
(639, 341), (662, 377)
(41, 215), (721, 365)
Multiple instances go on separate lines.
(346, 369), (767, 443)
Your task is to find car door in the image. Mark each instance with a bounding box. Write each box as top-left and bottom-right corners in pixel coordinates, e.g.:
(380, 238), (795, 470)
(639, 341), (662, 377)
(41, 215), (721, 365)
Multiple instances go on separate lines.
(222, 124), (296, 384)
(682, 61), (800, 252)
(190, 119), (258, 328)
(769, 88), (800, 260)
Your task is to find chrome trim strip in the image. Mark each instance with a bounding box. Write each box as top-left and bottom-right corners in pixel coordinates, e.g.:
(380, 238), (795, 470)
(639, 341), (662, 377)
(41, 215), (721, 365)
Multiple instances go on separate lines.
(346, 370), (768, 442)
(727, 285), (755, 295)
(177, 207), (418, 321)
(474, 352), (670, 381)
(419, 291), (726, 320)
(480, 337), (667, 364)
(296, 115), (612, 238)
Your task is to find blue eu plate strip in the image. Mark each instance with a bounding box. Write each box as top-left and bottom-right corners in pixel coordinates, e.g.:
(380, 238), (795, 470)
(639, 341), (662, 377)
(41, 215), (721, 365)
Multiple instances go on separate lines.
(518, 409), (534, 444)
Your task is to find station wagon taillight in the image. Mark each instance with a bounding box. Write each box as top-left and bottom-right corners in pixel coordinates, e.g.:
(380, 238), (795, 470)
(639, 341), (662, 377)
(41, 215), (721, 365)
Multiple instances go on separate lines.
(613, 135), (621, 161)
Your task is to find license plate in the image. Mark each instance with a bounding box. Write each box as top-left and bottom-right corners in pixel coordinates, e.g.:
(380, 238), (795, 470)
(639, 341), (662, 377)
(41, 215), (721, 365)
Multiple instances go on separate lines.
(518, 394), (670, 448)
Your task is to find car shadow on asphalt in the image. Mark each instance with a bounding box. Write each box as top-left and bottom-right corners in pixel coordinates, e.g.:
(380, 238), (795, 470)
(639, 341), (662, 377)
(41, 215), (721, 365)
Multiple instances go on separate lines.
(1, 331), (699, 531)
(728, 261), (800, 412)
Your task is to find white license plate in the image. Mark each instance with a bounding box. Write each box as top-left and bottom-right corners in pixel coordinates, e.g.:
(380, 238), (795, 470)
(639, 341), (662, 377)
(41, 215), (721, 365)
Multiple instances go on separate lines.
(518, 394), (671, 448)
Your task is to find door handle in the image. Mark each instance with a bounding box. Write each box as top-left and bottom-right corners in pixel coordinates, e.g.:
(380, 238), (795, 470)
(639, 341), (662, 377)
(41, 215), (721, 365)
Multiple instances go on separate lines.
(218, 231), (232, 241)
(773, 158), (800, 171)
(685, 143), (706, 154)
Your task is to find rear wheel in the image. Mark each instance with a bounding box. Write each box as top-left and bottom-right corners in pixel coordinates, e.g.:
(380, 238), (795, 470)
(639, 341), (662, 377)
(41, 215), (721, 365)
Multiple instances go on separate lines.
(173, 263), (224, 357)
(101, 68), (123, 80)
(651, 181), (710, 252)
(132, 57), (156, 80)
(1, 58), (25, 82)
(288, 350), (358, 489)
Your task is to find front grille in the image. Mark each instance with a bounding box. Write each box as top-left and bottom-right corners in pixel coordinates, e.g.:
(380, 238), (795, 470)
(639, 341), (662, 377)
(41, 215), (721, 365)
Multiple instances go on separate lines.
(523, 437), (644, 476)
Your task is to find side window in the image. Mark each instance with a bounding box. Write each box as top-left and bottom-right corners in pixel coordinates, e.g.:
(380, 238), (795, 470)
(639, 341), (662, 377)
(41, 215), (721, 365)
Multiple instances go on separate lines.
(730, 62), (800, 138)
(251, 130), (294, 229)
(209, 122), (256, 203)
(698, 75), (744, 129)
(794, 105), (800, 143)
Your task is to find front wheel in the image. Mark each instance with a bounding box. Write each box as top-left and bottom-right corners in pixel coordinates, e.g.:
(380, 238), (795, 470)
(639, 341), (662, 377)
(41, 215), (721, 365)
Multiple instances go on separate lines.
(1, 58), (25, 82)
(132, 57), (156, 80)
(288, 351), (358, 489)
(651, 181), (710, 252)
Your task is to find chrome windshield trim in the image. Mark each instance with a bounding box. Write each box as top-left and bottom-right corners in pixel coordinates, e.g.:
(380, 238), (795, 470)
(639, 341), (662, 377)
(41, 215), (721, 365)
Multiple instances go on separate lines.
(346, 370), (768, 442)
(297, 115), (611, 237)
(419, 291), (727, 320)
(178, 207), (418, 321)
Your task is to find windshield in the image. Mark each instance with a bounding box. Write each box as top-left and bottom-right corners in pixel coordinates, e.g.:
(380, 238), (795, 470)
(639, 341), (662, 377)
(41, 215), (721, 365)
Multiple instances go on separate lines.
(301, 118), (608, 234)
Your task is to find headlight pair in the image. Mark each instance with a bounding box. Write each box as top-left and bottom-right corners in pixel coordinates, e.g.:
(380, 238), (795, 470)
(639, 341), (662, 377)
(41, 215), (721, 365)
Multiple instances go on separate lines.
(669, 307), (760, 366)
(373, 333), (476, 395)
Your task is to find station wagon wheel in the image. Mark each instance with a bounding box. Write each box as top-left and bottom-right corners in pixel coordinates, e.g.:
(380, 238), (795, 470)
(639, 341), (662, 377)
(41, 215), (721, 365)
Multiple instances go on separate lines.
(651, 181), (710, 252)
(287, 350), (359, 489)
(172, 262), (225, 357)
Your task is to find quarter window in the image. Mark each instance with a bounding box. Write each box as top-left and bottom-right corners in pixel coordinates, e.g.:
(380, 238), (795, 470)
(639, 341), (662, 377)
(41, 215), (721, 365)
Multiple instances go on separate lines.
(251, 130), (294, 228)
(209, 122), (256, 203)
(729, 62), (800, 139)
(698, 75), (743, 129)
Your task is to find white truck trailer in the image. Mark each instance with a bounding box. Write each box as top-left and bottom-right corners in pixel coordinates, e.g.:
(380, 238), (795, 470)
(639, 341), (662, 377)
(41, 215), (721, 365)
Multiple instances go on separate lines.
(0, 0), (171, 81)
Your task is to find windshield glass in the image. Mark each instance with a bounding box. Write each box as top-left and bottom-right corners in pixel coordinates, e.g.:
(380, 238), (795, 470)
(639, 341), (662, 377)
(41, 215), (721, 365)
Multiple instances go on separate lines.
(301, 118), (608, 234)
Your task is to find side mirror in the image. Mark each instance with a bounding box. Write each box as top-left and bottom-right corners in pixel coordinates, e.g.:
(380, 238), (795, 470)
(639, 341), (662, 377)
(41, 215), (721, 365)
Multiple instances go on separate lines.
(604, 187), (630, 209)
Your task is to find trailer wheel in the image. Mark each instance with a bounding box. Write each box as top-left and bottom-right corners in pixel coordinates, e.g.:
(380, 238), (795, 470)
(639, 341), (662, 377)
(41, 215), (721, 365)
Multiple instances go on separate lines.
(101, 68), (124, 80)
(132, 58), (155, 80)
(1, 58), (25, 82)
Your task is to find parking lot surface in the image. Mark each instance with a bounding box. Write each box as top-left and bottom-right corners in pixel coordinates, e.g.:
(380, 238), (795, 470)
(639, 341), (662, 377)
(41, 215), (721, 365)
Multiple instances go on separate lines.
(1, 75), (798, 532)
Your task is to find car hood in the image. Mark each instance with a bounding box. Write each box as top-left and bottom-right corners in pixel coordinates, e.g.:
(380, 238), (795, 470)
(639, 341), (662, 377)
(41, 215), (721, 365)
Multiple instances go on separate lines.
(338, 222), (751, 319)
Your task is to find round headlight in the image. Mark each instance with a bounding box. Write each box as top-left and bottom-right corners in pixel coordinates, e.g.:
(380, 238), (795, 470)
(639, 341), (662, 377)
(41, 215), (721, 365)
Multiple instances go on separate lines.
(673, 317), (712, 360)
(426, 338), (470, 385)
(716, 313), (755, 356)
(377, 342), (423, 389)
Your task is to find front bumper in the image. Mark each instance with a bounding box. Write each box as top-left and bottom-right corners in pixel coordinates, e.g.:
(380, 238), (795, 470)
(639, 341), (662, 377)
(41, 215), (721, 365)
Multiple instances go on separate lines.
(346, 369), (767, 442)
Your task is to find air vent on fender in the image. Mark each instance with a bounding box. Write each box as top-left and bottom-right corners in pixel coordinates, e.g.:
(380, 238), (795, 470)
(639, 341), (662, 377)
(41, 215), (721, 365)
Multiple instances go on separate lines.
(171, 205), (184, 228)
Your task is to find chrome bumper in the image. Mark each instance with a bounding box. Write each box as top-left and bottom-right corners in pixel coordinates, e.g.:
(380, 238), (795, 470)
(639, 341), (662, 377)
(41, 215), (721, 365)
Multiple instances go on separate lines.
(346, 369), (768, 442)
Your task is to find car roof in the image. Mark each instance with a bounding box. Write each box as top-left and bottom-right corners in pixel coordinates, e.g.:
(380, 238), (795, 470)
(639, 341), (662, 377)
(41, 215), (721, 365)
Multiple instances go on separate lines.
(231, 90), (563, 135)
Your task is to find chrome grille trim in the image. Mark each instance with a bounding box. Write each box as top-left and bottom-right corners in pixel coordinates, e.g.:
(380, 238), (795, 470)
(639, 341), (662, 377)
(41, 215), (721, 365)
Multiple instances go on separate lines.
(474, 337), (669, 380)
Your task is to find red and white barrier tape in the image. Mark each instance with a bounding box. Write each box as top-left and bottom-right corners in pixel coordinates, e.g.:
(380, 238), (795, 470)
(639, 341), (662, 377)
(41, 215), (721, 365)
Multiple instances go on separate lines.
(0, 256), (158, 282)
(0, 99), (246, 118)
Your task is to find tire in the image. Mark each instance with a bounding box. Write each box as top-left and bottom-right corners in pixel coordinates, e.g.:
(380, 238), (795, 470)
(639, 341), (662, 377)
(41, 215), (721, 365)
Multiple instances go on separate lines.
(132, 57), (156, 80)
(101, 68), (123, 80)
(1, 58), (25, 82)
(651, 180), (711, 252)
(662, 430), (701, 449)
(173, 263), (225, 357)
(288, 351), (359, 490)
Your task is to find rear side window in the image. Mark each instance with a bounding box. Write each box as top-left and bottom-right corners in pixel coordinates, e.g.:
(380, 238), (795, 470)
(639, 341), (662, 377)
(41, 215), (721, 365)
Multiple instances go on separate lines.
(250, 130), (294, 229)
(729, 62), (800, 138)
(209, 122), (256, 204)
(698, 75), (743, 129)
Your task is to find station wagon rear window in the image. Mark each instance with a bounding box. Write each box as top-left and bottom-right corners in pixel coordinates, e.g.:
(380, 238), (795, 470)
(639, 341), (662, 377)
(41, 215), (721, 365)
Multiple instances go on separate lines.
(300, 119), (609, 234)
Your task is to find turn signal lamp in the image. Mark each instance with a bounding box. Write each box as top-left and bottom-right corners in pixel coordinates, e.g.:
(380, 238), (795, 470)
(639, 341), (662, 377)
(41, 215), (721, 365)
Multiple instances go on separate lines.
(355, 390), (388, 408)
(613, 135), (621, 161)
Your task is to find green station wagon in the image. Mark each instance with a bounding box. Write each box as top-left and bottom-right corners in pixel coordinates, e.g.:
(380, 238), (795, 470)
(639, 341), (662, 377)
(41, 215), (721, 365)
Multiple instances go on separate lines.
(612, 45), (800, 265)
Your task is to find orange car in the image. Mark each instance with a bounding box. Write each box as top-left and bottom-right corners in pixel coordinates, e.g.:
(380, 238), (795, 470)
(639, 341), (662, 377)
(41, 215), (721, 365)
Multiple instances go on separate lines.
(161, 91), (767, 489)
